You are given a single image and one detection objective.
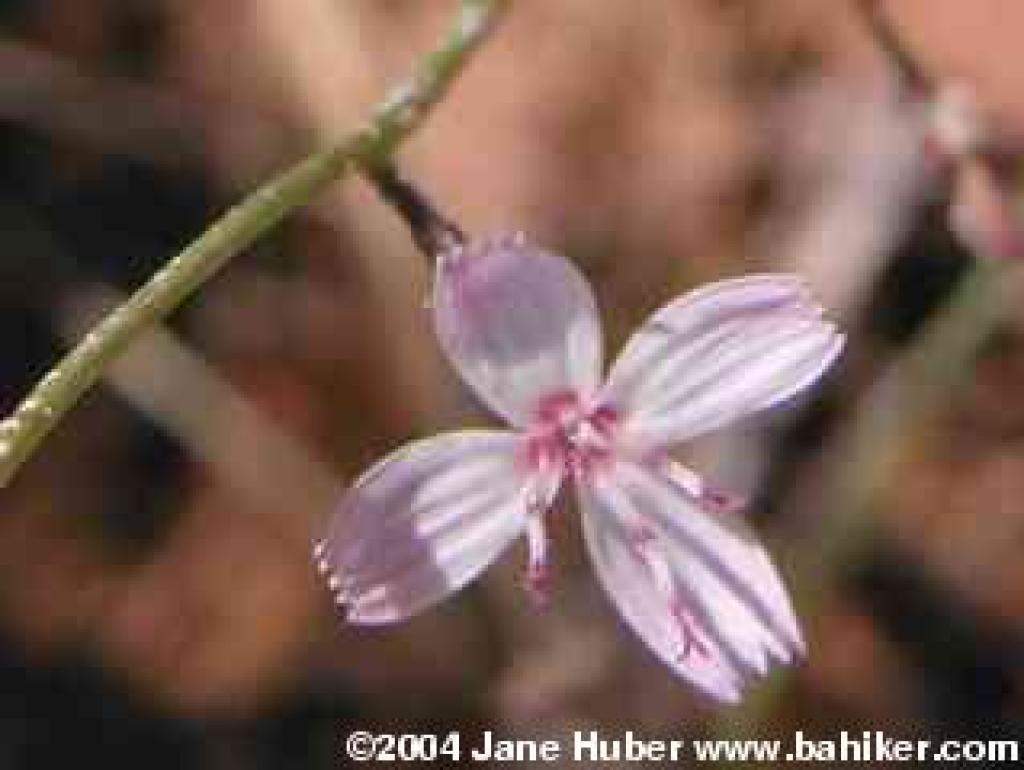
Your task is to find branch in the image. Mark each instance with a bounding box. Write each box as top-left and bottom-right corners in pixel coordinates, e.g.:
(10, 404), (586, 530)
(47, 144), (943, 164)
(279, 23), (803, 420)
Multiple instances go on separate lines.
(366, 164), (466, 259)
(0, 0), (509, 488)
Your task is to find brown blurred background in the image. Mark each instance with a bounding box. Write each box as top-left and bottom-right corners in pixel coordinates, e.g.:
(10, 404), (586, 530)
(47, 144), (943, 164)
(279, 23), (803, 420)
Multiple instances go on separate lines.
(1, 1), (1022, 767)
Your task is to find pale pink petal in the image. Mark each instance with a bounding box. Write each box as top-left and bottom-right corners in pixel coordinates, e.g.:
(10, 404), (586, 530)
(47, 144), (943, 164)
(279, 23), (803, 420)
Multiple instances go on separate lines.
(316, 430), (535, 624)
(578, 459), (802, 698)
(433, 235), (603, 427)
(628, 461), (802, 657)
(578, 476), (744, 702)
(601, 274), (842, 451)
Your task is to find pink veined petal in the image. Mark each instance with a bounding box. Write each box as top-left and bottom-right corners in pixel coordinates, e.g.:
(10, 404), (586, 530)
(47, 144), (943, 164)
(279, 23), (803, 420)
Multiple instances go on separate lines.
(601, 274), (843, 451)
(578, 459), (804, 699)
(618, 460), (803, 664)
(577, 476), (745, 703)
(317, 430), (536, 625)
(433, 235), (603, 428)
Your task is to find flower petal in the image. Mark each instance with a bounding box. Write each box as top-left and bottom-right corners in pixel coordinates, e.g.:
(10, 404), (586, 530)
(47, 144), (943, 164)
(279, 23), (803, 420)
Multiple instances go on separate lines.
(601, 274), (842, 451)
(578, 459), (802, 700)
(433, 235), (603, 427)
(317, 430), (533, 624)
(627, 461), (803, 658)
(578, 478), (743, 702)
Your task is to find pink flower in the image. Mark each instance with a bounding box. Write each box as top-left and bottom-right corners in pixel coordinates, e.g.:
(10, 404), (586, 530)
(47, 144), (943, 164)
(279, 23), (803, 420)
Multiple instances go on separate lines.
(315, 235), (843, 702)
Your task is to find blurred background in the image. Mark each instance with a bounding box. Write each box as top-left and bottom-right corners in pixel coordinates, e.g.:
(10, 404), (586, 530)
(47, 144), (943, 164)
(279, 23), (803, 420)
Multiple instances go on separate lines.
(1, 0), (1022, 766)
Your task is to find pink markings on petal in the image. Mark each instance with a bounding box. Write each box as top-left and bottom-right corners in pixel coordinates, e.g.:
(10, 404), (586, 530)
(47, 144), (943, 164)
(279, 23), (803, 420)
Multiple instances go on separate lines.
(521, 391), (621, 485)
(629, 460), (805, 664)
(626, 519), (710, 664)
(669, 600), (712, 662)
(580, 458), (806, 700)
(588, 403), (620, 438)
(578, 475), (745, 702)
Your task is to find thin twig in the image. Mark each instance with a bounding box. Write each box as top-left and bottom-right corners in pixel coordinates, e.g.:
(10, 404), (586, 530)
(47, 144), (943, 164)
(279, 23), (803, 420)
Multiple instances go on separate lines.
(0, 0), (508, 488)
(365, 164), (466, 259)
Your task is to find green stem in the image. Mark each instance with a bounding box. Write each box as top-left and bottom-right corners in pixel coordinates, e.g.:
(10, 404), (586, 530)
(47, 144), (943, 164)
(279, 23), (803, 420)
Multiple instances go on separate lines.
(0, 0), (508, 488)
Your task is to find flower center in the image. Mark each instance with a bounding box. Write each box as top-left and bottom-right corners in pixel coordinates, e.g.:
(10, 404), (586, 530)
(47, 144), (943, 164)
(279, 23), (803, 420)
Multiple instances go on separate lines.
(524, 390), (619, 481)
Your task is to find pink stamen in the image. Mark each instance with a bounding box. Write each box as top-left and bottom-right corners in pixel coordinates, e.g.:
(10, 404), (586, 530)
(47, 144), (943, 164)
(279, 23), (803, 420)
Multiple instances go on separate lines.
(588, 403), (620, 436)
(627, 522), (658, 548)
(627, 520), (710, 662)
(523, 392), (620, 483)
(658, 456), (744, 515)
(670, 600), (711, 661)
(701, 487), (746, 515)
(534, 390), (581, 424)
(524, 560), (552, 607)
(518, 393), (624, 605)
(522, 491), (552, 606)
